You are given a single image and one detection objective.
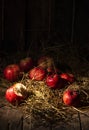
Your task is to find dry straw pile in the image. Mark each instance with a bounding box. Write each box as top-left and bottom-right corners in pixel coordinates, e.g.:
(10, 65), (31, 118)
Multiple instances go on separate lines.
(19, 43), (89, 126)
(0, 42), (89, 127)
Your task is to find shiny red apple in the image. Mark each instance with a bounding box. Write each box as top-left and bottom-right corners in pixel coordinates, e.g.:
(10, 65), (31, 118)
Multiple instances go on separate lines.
(45, 74), (59, 88)
(5, 83), (28, 105)
(63, 89), (80, 107)
(29, 67), (46, 81)
(19, 57), (33, 72)
(3, 64), (20, 81)
(60, 73), (75, 83)
(45, 74), (64, 89)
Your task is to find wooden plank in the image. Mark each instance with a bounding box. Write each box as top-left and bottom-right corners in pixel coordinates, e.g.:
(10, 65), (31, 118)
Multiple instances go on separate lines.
(0, 106), (23, 130)
(79, 112), (89, 130)
(0, 105), (89, 130)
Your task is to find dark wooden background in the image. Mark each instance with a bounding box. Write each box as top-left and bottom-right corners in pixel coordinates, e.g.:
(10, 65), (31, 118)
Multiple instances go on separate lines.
(0, 0), (89, 54)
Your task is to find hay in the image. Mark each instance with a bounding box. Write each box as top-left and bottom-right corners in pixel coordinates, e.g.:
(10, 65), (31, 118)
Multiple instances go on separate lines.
(0, 42), (89, 127)
(19, 78), (72, 126)
(17, 73), (89, 127)
(19, 42), (89, 127)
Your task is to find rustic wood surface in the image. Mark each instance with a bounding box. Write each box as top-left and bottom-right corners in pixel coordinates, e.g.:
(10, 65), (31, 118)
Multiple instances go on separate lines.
(0, 105), (89, 130)
(0, 83), (89, 130)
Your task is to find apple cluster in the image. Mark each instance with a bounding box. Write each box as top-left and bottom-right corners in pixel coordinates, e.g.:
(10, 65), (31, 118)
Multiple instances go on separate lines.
(3, 55), (80, 107)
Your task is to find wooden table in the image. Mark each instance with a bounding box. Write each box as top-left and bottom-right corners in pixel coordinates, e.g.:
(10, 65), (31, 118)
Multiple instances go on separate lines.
(0, 87), (89, 130)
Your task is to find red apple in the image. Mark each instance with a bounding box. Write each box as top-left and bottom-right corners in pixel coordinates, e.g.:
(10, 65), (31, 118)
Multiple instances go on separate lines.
(45, 74), (64, 89)
(60, 73), (75, 83)
(63, 89), (80, 107)
(5, 83), (28, 105)
(19, 57), (33, 72)
(37, 56), (54, 69)
(45, 74), (59, 88)
(3, 64), (20, 81)
(29, 67), (46, 81)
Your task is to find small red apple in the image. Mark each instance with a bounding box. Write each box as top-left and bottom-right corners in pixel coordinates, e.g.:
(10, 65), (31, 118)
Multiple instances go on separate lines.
(37, 56), (54, 69)
(63, 89), (80, 107)
(3, 64), (20, 81)
(45, 74), (64, 89)
(29, 67), (46, 81)
(60, 73), (75, 83)
(19, 57), (33, 72)
(5, 83), (28, 105)
(45, 74), (59, 88)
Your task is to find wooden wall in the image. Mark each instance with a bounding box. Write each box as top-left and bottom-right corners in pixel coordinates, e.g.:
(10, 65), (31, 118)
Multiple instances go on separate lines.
(0, 0), (89, 53)
(0, 0), (25, 52)
(25, 0), (55, 50)
(0, 0), (55, 52)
